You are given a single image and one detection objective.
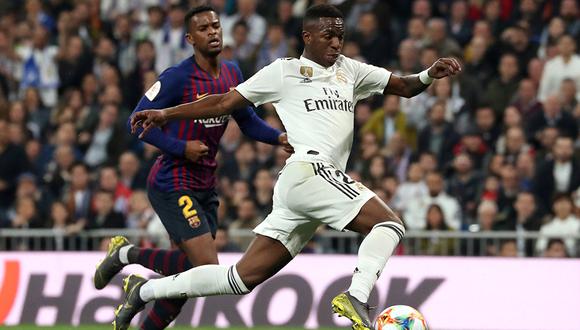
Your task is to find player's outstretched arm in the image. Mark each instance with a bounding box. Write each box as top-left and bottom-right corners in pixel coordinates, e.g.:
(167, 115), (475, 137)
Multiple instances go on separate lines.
(131, 90), (251, 138)
(384, 57), (462, 98)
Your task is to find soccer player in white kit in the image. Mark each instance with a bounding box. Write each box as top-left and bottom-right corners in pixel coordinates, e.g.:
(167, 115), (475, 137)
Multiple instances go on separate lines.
(122, 4), (461, 330)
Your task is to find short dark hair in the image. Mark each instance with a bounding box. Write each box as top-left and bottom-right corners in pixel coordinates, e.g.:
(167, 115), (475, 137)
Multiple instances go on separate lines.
(304, 4), (343, 22)
(184, 5), (215, 27)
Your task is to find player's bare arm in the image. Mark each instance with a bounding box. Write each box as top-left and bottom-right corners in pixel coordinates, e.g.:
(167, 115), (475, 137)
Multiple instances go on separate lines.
(385, 57), (462, 98)
(131, 89), (250, 138)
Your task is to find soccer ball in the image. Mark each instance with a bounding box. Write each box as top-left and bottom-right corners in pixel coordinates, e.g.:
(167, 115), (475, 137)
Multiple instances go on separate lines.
(374, 305), (428, 330)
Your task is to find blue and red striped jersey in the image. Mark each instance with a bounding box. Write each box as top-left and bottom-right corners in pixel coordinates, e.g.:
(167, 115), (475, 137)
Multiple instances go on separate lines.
(130, 57), (281, 192)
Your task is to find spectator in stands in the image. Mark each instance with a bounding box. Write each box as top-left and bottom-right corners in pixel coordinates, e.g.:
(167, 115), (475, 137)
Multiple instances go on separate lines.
(362, 95), (416, 148)
(85, 191), (124, 241)
(221, 0), (266, 47)
(229, 198), (261, 249)
(57, 35), (91, 93)
(448, 0), (472, 47)
(276, 0), (301, 50)
(559, 78), (578, 113)
(418, 100), (460, 169)
(231, 20), (257, 78)
(498, 239), (518, 257)
(527, 94), (578, 144)
(498, 126), (532, 166)
(464, 35), (494, 86)
(98, 166), (131, 215)
(406, 17), (426, 49)
(124, 39), (156, 110)
(426, 18), (461, 57)
(254, 140), (275, 169)
(215, 225), (242, 253)
(48, 200), (72, 250)
(469, 200), (499, 256)
(126, 190), (169, 249)
(405, 171), (461, 230)
(252, 168), (273, 219)
(353, 11), (390, 67)
(392, 39), (421, 76)
(392, 162), (427, 214)
(255, 22), (289, 71)
(118, 151), (146, 190)
(419, 204), (455, 256)
(515, 152), (536, 191)
(222, 140), (258, 182)
(494, 192), (542, 256)
(113, 14), (137, 78)
(63, 162), (92, 222)
(43, 144), (75, 198)
(538, 17), (566, 60)
(485, 53), (521, 117)
(0, 118), (28, 213)
(499, 25), (537, 76)
(9, 196), (41, 229)
(453, 128), (490, 171)
(497, 164), (521, 212)
(14, 172), (50, 219)
(385, 133), (413, 183)
(16, 24), (59, 107)
(511, 78), (543, 119)
(536, 194), (579, 257)
(543, 239), (569, 258)
(534, 136), (580, 209)
(154, 3), (191, 74)
(79, 103), (126, 168)
(560, 0), (580, 36)
(447, 153), (483, 223)
(535, 126), (559, 162)
(475, 106), (500, 151)
(538, 35), (580, 101)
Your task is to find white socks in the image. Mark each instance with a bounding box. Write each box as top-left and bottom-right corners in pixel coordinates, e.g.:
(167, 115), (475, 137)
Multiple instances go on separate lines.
(348, 221), (405, 303)
(139, 265), (249, 302)
(118, 245), (133, 264)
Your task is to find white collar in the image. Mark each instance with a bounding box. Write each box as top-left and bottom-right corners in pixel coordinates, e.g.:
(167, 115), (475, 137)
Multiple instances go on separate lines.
(299, 55), (335, 71)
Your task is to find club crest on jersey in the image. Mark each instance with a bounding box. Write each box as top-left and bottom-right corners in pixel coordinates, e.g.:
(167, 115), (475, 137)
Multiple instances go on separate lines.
(336, 69), (347, 84)
(300, 66), (313, 83)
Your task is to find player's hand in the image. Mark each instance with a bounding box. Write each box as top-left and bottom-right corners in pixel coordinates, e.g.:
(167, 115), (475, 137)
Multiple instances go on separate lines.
(278, 133), (294, 154)
(427, 58), (462, 79)
(185, 140), (209, 162)
(131, 110), (168, 138)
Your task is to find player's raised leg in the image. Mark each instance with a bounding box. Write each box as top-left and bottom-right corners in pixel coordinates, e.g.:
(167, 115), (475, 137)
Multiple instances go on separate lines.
(113, 234), (293, 330)
(332, 196), (405, 330)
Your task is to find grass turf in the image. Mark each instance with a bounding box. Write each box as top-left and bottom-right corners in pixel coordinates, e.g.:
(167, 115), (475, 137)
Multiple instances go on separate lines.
(6, 327), (342, 330)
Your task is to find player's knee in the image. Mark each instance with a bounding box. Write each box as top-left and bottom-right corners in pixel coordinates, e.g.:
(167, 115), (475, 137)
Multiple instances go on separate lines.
(372, 220), (406, 241)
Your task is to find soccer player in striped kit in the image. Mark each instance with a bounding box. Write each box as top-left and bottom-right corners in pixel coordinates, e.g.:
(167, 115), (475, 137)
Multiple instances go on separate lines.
(92, 6), (292, 330)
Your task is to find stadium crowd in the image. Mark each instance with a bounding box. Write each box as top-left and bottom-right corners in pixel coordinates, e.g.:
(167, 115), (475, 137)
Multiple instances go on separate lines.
(0, 0), (578, 257)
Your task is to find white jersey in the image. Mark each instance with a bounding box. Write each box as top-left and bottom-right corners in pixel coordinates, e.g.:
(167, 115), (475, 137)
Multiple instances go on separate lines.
(235, 55), (391, 171)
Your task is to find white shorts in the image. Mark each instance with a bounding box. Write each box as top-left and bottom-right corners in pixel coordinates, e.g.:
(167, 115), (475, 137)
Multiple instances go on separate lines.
(254, 161), (376, 257)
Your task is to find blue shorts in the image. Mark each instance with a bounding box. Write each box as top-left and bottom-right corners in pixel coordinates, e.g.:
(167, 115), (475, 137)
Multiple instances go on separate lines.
(148, 187), (219, 244)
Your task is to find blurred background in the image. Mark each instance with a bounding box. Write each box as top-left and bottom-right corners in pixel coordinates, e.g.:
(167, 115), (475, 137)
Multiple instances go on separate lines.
(0, 0), (578, 259)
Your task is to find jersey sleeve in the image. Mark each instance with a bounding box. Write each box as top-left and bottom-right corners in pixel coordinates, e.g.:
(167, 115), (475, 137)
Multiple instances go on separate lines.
(349, 58), (392, 101)
(128, 67), (187, 157)
(234, 59), (283, 106)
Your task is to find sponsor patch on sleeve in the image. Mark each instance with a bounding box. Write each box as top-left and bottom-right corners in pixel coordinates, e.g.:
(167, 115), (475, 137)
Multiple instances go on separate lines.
(145, 81), (161, 101)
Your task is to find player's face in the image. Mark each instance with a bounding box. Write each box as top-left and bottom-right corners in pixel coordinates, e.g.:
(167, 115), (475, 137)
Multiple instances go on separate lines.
(303, 17), (344, 67)
(186, 11), (222, 56)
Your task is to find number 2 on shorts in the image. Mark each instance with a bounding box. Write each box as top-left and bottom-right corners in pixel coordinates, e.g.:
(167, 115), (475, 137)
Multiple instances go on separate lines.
(178, 195), (197, 219)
